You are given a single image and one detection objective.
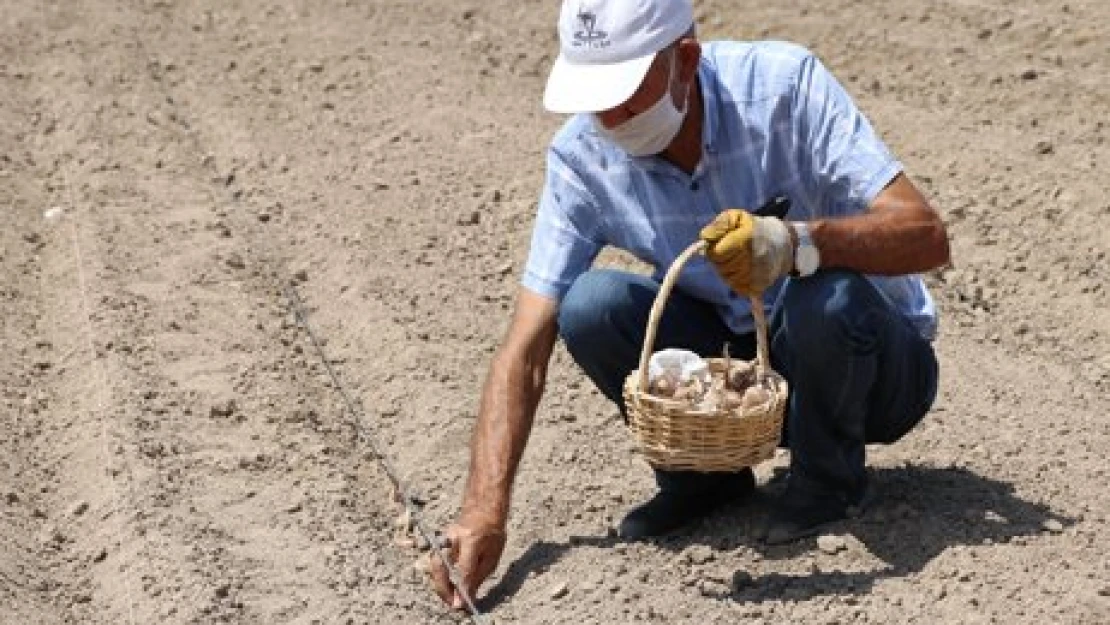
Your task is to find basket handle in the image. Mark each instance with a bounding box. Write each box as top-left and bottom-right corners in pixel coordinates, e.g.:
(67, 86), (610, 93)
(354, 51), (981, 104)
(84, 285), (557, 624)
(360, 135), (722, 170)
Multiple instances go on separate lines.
(636, 240), (772, 393)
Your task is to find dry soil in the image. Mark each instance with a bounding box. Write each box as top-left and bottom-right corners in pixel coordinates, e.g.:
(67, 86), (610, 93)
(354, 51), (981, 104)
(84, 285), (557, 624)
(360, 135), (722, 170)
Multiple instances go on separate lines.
(1, 1), (1108, 624)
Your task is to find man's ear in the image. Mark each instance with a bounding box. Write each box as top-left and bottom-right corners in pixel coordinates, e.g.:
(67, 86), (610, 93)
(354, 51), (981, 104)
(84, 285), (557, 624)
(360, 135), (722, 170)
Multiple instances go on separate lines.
(676, 39), (701, 83)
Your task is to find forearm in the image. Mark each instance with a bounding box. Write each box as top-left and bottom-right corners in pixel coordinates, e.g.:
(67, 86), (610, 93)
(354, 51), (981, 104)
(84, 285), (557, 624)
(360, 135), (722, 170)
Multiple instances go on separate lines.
(809, 207), (949, 275)
(458, 347), (546, 529)
(804, 175), (950, 275)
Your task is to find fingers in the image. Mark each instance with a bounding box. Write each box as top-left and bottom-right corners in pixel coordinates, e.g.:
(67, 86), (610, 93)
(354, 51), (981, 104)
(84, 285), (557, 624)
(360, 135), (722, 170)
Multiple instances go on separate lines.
(428, 552), (453, 604)
(427, 529), (460, 605)
(700, 210), (789, 296)
(703, 214), (756, 269)
(427, 528), (480, 611)
(707, 233), (754, 289)
(703, 209), (754, 242)
(453, 527), (506, 612)
(706, 232), (752, 264)
(426, 524), (506, 612)
(699, 209), (749, 242)
(452, 535), (482, 610)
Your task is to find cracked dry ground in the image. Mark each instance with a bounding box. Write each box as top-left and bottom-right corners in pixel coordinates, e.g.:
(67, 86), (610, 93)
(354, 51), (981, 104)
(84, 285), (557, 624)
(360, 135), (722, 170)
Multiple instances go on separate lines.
(2, 1), (1108, 624)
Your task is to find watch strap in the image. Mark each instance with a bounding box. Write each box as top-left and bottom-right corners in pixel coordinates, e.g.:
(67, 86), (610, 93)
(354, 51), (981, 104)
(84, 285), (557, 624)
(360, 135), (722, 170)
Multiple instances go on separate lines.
(791, 221), (820, 277)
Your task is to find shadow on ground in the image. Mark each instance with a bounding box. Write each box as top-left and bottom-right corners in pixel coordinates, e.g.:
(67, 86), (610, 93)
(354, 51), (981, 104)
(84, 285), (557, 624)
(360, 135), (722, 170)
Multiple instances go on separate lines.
(479, 464), (1070, 609)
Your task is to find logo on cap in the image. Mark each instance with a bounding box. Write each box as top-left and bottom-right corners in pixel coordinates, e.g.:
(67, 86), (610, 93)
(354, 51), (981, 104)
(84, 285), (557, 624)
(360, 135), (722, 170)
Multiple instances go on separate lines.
(573, 8), (609, 47)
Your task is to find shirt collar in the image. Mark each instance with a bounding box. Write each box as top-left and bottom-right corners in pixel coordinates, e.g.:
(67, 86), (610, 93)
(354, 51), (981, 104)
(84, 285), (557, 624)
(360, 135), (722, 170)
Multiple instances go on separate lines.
(697, 56), (721, 156)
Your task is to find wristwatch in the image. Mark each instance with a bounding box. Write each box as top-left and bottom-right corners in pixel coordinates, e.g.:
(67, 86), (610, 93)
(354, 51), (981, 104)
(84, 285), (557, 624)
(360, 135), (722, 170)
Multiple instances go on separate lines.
(791, 222), (820, 277)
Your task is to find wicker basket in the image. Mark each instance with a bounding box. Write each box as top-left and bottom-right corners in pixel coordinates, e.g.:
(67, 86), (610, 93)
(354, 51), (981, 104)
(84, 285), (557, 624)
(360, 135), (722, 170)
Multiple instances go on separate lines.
(623, 241), (789, 472)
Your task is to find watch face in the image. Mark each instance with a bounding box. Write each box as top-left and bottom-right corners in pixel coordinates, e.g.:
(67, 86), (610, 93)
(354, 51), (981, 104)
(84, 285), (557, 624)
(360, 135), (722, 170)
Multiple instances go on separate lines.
(797, 246), (820, 276)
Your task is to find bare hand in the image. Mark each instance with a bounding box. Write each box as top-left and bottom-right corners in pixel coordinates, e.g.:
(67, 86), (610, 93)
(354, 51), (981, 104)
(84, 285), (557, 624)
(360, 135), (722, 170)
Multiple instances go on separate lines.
(428, 520), (507, 610)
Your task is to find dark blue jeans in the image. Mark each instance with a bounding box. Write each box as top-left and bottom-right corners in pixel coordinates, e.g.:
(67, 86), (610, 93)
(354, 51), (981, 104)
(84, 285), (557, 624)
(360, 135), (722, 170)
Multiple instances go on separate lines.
(556, 268), (939, 499)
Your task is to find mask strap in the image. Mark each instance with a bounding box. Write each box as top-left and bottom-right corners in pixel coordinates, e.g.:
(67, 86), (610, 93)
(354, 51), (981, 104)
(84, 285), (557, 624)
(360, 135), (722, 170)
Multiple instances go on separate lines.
(669, 48), (690, 114)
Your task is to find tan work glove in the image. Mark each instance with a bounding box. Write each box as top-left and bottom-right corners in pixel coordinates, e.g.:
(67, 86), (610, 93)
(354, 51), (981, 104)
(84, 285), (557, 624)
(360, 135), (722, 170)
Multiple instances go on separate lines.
(700, 209), (794, 295)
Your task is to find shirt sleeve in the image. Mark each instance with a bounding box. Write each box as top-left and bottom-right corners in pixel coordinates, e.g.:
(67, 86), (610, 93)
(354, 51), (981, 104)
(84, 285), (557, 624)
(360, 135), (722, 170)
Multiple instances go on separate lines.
(791, 53), (902, 217)
(521, 146), (604, 301)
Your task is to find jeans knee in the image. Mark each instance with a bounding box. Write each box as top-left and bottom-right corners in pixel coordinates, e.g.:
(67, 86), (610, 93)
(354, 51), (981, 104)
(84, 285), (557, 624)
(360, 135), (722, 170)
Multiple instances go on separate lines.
(557, 269), (636, 350)
(779, 270), (879, 353)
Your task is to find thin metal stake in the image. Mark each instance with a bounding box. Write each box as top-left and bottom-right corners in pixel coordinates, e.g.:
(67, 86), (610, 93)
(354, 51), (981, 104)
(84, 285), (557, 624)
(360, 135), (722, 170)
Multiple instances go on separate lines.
(285, 285), (490, 625)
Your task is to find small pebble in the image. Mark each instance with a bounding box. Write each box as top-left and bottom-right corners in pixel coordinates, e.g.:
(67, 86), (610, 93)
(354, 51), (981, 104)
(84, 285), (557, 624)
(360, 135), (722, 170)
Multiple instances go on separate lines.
(817, 534), (848, 554)
(549, 581), (569, 600)
(393, 510), (412, 531)
(984, 510), (1007, 523)
(683, 545), (715, 565)
(1042, 519), (1064, 534)
(210, 399), (237, 418)
(696, 579), (720, 596)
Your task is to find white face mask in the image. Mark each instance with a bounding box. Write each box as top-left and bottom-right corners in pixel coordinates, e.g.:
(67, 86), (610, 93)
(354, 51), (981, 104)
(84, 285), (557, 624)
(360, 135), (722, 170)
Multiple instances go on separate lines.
(594, 51), (688, 157)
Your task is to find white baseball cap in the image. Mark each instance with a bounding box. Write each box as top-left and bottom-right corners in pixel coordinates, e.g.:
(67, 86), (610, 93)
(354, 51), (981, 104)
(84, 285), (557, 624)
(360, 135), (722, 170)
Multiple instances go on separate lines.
(543, 0), (695, 114)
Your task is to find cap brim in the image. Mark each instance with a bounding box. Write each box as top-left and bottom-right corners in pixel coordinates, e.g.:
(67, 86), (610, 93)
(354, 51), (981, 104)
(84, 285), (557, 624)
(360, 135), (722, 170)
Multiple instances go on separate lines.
(543, 52), (655, 114)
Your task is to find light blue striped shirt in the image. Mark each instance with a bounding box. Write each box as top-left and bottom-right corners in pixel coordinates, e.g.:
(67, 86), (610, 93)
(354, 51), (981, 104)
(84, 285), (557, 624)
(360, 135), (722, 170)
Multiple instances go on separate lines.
(522, 41), (937, 340)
